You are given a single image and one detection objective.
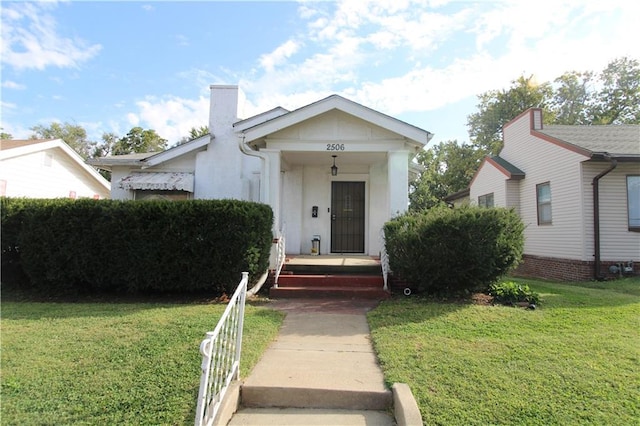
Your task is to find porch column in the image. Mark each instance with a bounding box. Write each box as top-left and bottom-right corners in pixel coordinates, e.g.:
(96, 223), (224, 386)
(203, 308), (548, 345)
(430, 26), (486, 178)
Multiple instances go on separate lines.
(262, 149), (282, 232)
(388, 150), (410, 217)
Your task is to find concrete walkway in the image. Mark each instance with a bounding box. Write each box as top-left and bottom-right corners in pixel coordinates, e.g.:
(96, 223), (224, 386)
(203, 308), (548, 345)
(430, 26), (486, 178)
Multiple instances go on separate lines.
(228, 298), (394, 426)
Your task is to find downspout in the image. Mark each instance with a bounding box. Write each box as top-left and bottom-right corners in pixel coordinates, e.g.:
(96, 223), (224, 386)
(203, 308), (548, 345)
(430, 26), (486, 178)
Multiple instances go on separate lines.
(238, 135), (270, 202)
(592, 155), (617, 280)
(237, 134), (271, 296)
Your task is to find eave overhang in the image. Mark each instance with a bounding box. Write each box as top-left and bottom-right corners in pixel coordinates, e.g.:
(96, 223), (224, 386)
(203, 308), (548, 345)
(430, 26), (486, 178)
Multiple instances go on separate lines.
(235, 95), (433, 150)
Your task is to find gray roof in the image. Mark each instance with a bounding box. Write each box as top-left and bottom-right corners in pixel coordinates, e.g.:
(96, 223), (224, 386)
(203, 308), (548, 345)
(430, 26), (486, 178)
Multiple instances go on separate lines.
(86, 152), (158, 170)
(538, 125), (639, 157)
(490, 156), (525, 178)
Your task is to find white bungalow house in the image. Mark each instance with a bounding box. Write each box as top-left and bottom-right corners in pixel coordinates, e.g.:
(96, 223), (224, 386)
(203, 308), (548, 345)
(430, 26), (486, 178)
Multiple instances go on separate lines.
(89, 85), (433, 258)
(0, 139), (110, 199)
(455, 108), (640, 281)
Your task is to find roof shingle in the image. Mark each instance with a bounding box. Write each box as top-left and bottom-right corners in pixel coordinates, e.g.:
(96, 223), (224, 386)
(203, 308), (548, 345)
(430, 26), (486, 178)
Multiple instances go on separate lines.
(538, 125), (640, 156)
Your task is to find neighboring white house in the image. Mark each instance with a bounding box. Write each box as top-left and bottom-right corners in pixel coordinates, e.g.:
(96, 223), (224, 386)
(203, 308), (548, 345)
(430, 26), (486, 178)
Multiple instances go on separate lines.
(0, 139), (111, 199)
(460, 108), (640, 281)
(88, 85), (433, 257)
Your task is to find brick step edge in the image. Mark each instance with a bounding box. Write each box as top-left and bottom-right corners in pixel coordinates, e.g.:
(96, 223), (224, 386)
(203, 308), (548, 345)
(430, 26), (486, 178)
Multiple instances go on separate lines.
(270, 287), (390, 299)
(276, 275), (384, 288)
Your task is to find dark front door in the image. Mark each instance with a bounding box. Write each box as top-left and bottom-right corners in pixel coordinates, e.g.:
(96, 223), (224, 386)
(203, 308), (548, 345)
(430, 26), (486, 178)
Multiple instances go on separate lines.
(331, 181), (365, 253)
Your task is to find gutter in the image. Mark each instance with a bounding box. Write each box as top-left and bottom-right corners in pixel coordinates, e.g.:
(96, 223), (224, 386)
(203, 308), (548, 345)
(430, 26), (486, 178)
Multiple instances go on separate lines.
(592, 154), (618, 280)
(237, 135), (270, 202)
(237, 134), (274, 295)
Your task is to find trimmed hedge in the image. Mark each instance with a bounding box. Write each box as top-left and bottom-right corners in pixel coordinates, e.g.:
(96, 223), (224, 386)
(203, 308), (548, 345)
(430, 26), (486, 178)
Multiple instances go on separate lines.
(1, 197), (273, 296)
(384, 206), (524, 295)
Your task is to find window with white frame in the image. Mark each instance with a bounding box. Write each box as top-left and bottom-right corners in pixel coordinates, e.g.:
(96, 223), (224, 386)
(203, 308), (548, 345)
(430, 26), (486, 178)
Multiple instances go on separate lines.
(628, 175), (640, 231)
(478, 193), (494, 208)
(536, 182), (552, 225)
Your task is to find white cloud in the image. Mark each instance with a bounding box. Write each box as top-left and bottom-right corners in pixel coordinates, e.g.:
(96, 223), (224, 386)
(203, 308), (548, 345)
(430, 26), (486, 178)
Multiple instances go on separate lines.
(1, 101), (17, 110)
(127, 113), (140, 127)
(0, 120), (31, 140)
(1, 80), (26, 90)
(178, 68), (228, 94)
(175, 34), (189, 47)
(0, 2), (102, 70)
(101, 0), (638, 151)
(235, 0), (640, 126)
(259, 40), (301, 72)
(127, 95), (209, 144)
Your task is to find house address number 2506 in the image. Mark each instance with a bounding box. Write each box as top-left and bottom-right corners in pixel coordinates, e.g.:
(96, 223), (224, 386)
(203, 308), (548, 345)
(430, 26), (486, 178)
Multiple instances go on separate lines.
(326, 143), (345, 151)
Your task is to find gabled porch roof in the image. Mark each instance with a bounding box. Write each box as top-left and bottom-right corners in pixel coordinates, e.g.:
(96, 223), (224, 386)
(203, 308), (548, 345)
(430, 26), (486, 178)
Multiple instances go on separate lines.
(234, 94), (433, 149)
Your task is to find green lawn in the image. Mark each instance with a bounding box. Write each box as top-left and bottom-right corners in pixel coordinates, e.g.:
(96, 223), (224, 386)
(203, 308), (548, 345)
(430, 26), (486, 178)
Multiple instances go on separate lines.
(1, 300), (284, 425)
(368, 277), (640, 425)
(3, 278), (639, 425)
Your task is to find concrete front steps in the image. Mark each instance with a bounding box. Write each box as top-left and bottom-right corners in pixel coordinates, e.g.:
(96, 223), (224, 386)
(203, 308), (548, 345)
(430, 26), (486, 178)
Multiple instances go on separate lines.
(233, 387), (394, 425)
(226, 310), (397, 426)
(228, 407), (394, 425)
(269, 256), (390, 299)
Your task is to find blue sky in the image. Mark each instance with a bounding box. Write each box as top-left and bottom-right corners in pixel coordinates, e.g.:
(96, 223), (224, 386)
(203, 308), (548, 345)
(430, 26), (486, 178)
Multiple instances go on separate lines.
(1, 0), (638, 148)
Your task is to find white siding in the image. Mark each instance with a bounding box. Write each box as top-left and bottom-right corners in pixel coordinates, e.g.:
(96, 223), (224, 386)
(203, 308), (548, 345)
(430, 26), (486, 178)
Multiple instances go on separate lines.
(582, 162), (640, 261)
(282, 166), (303, 254)
(0, 147), (109, 199)
(505, 180), (521, 213)
(502, 114), (589, 260)
(109, 167), (135, 200)
(470, 162), (507, 207)
(292, 165), (376, 255)
(269, 109), (403, 142)
(368, 161), (389, 256)
(265, 109), (409, 256)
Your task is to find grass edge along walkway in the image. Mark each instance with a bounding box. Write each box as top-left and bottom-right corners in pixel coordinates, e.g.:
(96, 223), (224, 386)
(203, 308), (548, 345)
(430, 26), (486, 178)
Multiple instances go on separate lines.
(367, 277), (640, 425)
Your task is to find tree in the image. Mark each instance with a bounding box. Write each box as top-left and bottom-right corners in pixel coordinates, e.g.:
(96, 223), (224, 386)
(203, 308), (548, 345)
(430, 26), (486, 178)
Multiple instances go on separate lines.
(29, 122), (95, 159)
(550, 71), (595, 125)
(409, 141), (483, 211)
(175, 125), (209, 146)
(111, 127), (167, 155)
(0, 129), (12, 139)
(414, 57), (640, 212)
(590, 56), (640, 124)
(468, 58), (640, 153)
(467, 75), (553, 156)
(92, 132), (119, 158)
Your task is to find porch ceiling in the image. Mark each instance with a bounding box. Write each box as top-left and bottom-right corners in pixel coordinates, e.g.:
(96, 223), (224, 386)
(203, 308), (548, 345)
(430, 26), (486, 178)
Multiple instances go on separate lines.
(282, 151), (386, 166)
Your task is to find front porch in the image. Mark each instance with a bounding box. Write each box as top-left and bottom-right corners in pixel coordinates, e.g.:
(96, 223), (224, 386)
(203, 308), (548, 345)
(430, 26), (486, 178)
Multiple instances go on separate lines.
(270, 255), (390, 300)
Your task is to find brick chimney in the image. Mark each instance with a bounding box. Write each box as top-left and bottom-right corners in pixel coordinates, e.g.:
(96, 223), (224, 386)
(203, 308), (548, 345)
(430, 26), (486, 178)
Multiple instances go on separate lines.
(532, 108), (543, 130)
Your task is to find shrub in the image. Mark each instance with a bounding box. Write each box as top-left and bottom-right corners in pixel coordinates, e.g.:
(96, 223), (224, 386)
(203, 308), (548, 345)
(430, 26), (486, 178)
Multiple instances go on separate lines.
(489, 281), (540, 306)
(1, 197), (273, 296)
(384, 205), (524, 296)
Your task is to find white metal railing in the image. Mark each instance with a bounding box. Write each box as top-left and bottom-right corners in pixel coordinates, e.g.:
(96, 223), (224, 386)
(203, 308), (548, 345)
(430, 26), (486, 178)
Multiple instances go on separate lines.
(194, 272), (248, 426)
(273, 228), (286, 288)
(380, 228), (389, 291)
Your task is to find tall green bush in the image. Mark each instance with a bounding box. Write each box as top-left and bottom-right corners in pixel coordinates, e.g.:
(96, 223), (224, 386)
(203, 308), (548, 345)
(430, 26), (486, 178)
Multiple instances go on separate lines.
(1, 197), (273, 296)
(384, 206), (524, 295)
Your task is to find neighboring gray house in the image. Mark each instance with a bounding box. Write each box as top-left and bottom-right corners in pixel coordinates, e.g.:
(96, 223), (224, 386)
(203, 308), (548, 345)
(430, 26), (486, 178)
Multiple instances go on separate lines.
(462, 108), (639, 281)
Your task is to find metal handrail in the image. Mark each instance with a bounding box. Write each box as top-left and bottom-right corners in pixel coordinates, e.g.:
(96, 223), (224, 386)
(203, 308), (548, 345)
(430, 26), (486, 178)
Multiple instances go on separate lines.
(273, 227), (286, 288)
(194, 272), (248, 426)
(380, 228), (389, 291)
